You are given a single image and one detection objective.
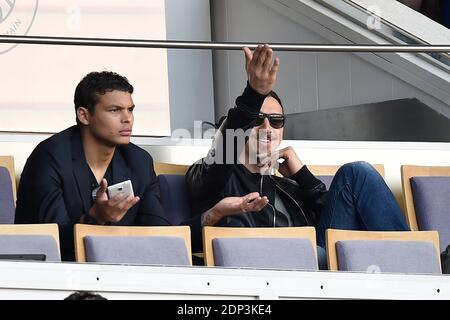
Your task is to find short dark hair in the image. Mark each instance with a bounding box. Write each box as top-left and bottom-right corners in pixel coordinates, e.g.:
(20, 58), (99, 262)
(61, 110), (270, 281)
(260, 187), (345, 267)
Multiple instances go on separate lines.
(216, 90), (285, 128)
(64, 291), (107, 300)
(74, 71), (134, 124)
(267, 90), (284, 114)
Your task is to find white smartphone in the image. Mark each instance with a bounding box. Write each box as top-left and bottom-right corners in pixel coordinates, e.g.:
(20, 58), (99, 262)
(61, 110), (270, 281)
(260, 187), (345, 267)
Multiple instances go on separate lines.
(107, 180), (134, 199)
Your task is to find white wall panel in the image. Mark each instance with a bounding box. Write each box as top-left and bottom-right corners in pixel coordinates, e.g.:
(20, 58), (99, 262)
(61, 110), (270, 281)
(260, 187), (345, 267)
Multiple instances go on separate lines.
(350, 56), (394, 105)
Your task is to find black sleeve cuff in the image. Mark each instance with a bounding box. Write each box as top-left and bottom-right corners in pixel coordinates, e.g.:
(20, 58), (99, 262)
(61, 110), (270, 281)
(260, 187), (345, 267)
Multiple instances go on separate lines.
(291, 165), (323, 191)
(235, 82), (268, 115)
(83, 213), (97, 225)
(83, 212), (110, 225)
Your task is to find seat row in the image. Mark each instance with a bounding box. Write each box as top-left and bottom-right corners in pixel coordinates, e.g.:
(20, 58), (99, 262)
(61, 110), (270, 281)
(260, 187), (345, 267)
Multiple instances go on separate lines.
(156, 162), (450, 252)
(0, 157), (448, 273)
(0, 223), (442, 275)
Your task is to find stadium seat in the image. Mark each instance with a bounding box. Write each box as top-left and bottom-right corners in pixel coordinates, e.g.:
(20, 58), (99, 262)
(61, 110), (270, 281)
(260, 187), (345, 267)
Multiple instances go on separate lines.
(326, 229), (441, 274)
(401, 165), (450, 251)
(0, 224), (61, 262)
(0, 156), (16, 200)
(0, 167), (15, 224)
(74, 224), (192, 266)
(157, 174), (191, 225)
(203, 226), (318, 270)
(0, 156), (16, 223)
(154, 162), (189, 176)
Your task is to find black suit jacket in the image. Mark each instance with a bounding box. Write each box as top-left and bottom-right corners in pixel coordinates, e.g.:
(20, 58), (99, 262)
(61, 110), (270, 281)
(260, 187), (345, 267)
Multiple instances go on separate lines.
(15, 126), (170, 261)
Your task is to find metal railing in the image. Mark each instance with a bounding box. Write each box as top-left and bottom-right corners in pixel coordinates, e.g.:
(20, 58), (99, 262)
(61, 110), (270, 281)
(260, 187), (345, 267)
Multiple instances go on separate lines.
(0, 35), (449, 52)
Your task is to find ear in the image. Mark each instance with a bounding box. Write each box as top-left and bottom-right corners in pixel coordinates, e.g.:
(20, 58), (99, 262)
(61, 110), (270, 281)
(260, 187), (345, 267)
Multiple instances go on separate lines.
(76, 107), (91, 125)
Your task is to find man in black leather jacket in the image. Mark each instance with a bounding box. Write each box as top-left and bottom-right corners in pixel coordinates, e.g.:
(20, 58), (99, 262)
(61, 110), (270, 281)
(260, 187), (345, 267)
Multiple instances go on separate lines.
(186, 45), (409, 254)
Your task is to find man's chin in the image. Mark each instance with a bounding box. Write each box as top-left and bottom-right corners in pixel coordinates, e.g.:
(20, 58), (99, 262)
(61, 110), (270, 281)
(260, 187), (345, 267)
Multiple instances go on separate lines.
(114, 137), (131, 145)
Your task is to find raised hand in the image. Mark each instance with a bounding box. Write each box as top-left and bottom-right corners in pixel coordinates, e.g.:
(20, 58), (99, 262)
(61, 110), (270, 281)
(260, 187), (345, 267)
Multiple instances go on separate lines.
(243, 44), (280, 95)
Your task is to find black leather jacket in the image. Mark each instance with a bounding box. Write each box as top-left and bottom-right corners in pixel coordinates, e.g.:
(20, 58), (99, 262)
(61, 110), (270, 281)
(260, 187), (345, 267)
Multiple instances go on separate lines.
(186, 83), (328, 229)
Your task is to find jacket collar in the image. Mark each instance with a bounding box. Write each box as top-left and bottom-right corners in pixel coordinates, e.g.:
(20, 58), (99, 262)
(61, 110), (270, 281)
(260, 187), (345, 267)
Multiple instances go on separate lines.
(71, 126), (91, 213)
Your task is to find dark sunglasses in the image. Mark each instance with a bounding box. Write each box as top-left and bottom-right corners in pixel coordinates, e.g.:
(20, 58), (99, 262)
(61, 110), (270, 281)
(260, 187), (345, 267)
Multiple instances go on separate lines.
(253, 112), (285, 129)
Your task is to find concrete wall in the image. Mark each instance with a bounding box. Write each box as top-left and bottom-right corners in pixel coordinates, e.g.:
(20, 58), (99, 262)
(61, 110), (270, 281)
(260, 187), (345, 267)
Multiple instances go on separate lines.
(210, 0), (449, 120)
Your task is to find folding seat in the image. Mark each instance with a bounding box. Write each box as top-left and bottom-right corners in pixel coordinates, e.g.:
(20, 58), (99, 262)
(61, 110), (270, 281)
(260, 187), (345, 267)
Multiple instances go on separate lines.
(401, 165), (450, 251)
(74, 224), (192, 266)
(153, 162), (189, 176)
(157, 174), (191, 225)
(0, 224), (61, 262)
(0, 156), (17, 223)
(203, 226), (319, 270)
(153, 162), (192, 225)
(326, 229), (441, 274)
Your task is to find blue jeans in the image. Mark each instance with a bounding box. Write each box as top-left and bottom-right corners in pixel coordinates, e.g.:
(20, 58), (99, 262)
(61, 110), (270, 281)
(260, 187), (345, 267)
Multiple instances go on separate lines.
(316, 161), (409, 248)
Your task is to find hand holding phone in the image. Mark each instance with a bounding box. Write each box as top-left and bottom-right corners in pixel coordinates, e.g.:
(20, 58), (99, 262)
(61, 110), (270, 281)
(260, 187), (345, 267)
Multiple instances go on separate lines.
(87, 179), (139, 225)
(107, 180), (134, 199)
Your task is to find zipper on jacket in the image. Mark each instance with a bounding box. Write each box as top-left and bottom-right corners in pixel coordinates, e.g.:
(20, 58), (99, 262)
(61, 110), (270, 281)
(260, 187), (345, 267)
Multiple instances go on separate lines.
(260, 175), (276, 227)
(269, 175), (310, 226)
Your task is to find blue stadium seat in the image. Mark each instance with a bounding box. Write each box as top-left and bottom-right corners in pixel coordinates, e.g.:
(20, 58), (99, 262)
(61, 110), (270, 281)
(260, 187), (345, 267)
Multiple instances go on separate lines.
(84, 235), (191, 266)
(0, 167), (15, 224)
(0, 235), (60, 262)
(157, 174), (192, 225)
(203, 226), (319, 270)
(0, 224), (61, 262)
(74, 224), (192, 265)
(326, 229), (441, 274)
(213, 237), (318, 270)
(410, 176), (450, 252)
(336, 240), (441, 274)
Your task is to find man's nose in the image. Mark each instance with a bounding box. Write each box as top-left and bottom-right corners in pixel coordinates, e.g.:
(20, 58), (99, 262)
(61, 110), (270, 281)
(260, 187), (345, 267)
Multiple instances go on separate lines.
(122, 111), (133, 123)
(261, 117), (271, 129)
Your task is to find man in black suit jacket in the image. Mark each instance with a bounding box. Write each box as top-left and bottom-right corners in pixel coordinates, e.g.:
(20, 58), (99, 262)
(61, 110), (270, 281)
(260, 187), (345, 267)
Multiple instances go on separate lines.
(15, 71), (171, 261)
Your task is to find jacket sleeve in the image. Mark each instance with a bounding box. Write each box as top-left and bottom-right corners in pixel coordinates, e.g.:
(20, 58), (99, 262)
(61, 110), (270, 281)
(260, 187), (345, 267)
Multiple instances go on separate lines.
(15, 147), (76, 261)
(290, 165), (328, 224)
(186, 83), (268, 214)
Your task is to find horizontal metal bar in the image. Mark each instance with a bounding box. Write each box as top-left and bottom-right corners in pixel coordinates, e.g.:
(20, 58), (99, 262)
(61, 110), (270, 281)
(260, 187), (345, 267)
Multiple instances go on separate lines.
(0, 35), (449, 52)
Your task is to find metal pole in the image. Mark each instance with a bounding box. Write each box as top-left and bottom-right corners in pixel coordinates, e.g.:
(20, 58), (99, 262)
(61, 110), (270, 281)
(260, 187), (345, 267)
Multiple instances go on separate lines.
(0, 35), (449, 52)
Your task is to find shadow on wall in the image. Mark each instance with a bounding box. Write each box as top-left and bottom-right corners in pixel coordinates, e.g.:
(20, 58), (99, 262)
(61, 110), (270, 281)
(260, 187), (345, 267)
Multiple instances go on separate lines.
(284, 98), (450, 142)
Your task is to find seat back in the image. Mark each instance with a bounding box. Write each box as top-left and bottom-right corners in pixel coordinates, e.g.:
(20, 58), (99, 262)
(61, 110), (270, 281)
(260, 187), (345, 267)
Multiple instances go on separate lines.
(0, 224), (60, 262)
(0, 167), (15, 223)
(74, 224), (192, 265)
(326, 229), (441, 274)
(203, 226), (317, 270)
(401, 165), (450, 235)
(157, 174), (191, 225)
(154, 162), (192, 225)
(0, 156), (16, 201)
(154, 162), (189, 176)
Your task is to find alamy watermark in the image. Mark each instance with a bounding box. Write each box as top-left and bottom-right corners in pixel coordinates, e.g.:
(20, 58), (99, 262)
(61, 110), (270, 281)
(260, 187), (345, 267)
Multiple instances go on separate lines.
(366, 5), (382, 30)
(171, 120), (281, 174)
(0, 0), (39, 54)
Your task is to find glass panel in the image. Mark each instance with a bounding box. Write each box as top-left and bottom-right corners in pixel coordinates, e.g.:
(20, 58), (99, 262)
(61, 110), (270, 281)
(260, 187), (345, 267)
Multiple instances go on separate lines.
(0, 0), (171, 136)
(318, 0), (450, 70)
